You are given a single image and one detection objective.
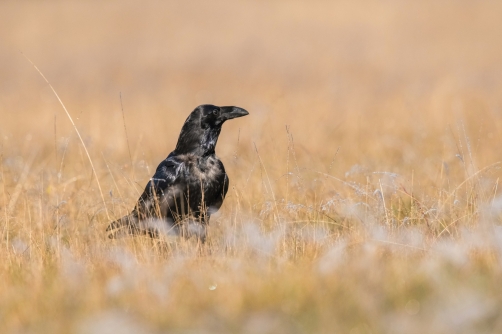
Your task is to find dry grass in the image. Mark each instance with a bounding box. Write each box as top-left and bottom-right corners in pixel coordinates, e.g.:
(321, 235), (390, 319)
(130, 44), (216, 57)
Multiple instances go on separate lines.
(1, 0), (502, 333)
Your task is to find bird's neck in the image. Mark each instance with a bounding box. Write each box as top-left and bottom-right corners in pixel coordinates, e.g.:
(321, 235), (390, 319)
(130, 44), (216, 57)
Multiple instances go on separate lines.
(174, 126), (222, 157)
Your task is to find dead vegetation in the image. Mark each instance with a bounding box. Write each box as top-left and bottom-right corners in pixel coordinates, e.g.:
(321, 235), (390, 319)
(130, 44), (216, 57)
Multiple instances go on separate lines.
(1, 0), (502, 333)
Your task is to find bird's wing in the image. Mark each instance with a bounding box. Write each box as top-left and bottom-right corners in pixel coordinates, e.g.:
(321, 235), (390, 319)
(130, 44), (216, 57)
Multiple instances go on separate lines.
(106, 156), (182, 238)
(134, 155), (183, 218)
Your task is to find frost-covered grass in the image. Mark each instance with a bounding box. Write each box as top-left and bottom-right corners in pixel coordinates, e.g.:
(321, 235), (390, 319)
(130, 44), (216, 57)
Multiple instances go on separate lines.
(1, 0), (502, 333)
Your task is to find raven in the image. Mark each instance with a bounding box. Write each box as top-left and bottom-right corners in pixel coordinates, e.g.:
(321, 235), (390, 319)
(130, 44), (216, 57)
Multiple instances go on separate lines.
(106, 104), (248, 241)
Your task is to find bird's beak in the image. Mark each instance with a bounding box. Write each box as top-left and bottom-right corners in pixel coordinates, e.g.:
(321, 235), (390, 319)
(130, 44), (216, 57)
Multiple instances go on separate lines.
(220, 106), (249, 121)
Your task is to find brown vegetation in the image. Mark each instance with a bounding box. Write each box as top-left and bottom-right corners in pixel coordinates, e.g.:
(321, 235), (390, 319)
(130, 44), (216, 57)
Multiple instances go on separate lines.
(1, 0), (502, 332)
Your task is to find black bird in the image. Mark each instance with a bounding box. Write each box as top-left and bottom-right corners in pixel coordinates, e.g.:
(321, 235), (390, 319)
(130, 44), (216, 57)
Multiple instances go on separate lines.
(106, 104), (249, 241)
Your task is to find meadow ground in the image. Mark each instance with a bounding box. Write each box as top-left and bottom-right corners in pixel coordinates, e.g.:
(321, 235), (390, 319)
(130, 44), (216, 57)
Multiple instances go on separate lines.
(1, 1), (502, 333)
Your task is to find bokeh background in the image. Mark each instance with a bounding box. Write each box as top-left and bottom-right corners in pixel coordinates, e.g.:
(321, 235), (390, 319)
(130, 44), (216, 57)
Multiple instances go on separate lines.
(1, 1), (502, 333)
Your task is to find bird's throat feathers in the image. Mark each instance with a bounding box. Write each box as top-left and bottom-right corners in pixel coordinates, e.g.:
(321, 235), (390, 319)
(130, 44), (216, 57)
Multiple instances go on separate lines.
(174, 121), (222, 156)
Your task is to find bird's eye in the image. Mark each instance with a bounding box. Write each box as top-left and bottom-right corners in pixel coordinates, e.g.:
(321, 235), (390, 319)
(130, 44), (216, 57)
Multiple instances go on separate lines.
(212, 109), (218, 115)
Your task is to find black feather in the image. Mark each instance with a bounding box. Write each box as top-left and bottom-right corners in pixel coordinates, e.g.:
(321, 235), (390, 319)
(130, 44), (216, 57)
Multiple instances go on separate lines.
(106, 104), (248, 241)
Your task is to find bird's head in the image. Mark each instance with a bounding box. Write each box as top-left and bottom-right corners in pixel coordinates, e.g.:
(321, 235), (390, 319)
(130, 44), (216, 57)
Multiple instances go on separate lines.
(198, 104), (249, 128)
(174, 104), (249, 156)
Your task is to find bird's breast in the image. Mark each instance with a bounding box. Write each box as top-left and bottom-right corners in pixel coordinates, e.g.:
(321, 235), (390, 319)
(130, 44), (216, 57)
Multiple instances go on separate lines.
(179, 155), (226, 189)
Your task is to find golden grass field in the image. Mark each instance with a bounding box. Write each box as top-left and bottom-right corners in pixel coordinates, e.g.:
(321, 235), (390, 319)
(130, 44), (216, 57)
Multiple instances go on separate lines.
(1, 0), (502, 332)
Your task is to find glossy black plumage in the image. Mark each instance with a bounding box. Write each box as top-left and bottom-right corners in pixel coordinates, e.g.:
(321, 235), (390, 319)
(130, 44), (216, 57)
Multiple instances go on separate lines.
(106, 104), (248, 241)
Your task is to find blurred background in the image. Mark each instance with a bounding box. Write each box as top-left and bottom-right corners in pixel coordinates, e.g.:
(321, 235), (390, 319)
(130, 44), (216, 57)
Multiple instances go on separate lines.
(2, 1), (502, 333)
(2, 0), (502, 216)
(1, 0), (501, 165)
